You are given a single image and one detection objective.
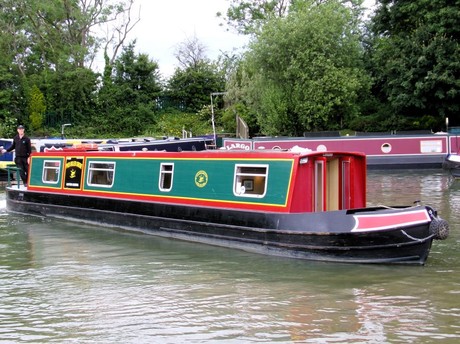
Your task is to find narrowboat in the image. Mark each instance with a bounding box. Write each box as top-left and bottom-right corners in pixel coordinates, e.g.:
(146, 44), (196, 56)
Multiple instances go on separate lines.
(5, 148), (449, 265)
(223, 132), (452, 169)
(0, 138), (13, 170)
(445, 132), (460, 177)
(33, 136), (213, 153)
(97, 136), (213, 152)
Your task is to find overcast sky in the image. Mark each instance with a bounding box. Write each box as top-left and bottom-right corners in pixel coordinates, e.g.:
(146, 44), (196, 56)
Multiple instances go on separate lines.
(118, 0), (375, 79)
(123, 0), (247, 78)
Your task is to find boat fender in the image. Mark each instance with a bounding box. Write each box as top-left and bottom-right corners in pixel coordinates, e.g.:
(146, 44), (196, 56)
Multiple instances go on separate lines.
(429, 218), (449, 240)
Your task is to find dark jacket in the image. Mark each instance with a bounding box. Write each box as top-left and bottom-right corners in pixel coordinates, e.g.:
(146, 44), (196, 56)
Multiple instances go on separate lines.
(7, 134), (32, 158)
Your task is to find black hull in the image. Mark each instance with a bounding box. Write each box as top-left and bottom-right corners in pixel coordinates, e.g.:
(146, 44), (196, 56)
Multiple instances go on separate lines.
(367, 155), (445, 169)
(6, 189), (435, 265)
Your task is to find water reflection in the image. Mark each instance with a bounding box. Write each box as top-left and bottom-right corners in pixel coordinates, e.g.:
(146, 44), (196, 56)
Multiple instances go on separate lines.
(366, 169), (452, 207)
(1, 171), (460, 343)
(286, 287), (439, 343)
(368, 170), (460, 269)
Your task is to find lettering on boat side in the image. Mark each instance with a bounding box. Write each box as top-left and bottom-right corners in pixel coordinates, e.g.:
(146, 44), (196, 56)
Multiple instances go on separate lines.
(195, 170), (208, 188)
(226, 142), (251, 150)
(65, 159), (83, 170)
(64, 157), (84, 189)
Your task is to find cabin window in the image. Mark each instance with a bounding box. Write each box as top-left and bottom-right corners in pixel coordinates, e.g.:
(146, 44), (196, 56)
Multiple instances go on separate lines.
(234, 164), (268, 198)
(159, 163), (174, 191)
(420, 140), (442, 153)
(87, 161), (115, 187)
(42, 160), (61, 184)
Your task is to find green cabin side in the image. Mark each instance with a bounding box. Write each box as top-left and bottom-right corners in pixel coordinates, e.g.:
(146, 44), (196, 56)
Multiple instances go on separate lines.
(28, 154), (296, 211)
(28, 150), (366, 213)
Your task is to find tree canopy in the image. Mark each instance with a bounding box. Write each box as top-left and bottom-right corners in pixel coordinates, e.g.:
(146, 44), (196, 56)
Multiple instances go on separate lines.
(222, 0), (460, 134)
(0, 0), (458, 138)
(226, 0), (370, 136)
(96, 43), (162, 136)
(0, 0), (144, 136)
(368, 0), (460, 129)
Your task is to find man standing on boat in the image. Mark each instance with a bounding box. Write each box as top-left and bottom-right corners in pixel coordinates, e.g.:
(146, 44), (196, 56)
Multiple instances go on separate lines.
(2, 125), (32, 186)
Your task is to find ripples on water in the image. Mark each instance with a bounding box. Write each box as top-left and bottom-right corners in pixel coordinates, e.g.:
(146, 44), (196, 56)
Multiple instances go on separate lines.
(1, 170), (459, 343)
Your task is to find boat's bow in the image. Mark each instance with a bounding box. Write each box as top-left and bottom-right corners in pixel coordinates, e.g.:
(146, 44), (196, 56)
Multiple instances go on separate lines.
(443, 154), (460, 177)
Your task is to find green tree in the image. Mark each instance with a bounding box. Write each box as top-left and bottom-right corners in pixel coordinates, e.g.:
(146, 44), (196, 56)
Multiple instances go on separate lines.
(222, 56), (261, 136)
(219, 0), (292, 34)
(28, 85), (46, 131)
(0, 57), (19, 123)
(369, 0), (460, 129)
(167, 36), (226, 114)
(167, 63), (226, 114)
(42, 65), (99, 128)
(0, 0), (139, 135)
(219, 0), (365, 34)
(2, 0), (138, 71)
(97, 42), (162, 136)
(230, 0), (370, 136)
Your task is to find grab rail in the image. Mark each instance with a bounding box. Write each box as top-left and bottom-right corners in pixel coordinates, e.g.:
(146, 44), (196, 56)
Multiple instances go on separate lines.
(6, 165), (22, 189)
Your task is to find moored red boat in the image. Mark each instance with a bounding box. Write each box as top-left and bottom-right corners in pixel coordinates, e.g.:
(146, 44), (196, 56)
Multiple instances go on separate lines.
(223, 132), (453, 169)
(5, 148), (449, 264)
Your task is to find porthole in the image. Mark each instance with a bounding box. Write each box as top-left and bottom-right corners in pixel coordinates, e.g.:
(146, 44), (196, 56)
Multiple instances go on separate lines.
(381, 143), (392, 153)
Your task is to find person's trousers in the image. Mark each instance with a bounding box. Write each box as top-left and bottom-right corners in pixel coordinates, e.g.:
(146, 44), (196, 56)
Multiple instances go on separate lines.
(14, 156), (29, 185)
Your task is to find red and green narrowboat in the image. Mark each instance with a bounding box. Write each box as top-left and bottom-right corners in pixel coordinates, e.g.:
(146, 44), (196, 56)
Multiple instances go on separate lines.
(5, 148), (449, 264)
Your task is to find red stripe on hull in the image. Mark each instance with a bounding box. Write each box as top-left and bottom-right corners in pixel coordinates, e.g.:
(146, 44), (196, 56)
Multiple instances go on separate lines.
(26, 187), (290, 213)
(352, 209), (430, 231)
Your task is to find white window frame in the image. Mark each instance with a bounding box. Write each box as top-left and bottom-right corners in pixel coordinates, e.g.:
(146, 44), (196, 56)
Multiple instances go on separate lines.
(233, 164), (269, 198)
(87, 161), (115, 188)
(420, 140), (442, 153)
(159, 163), (174, 192)
(42, 160), (61, 184)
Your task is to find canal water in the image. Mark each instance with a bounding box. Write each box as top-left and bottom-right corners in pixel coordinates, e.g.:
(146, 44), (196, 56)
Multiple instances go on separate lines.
(0, 170), (459, 343)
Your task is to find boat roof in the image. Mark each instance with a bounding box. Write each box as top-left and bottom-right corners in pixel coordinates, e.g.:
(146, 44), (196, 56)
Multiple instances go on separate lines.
(35, 147), (366, 160)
